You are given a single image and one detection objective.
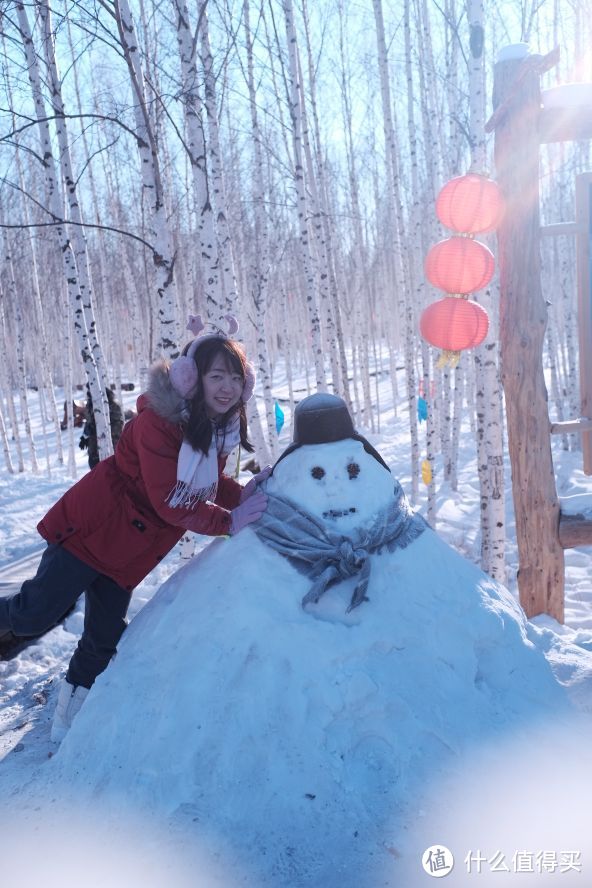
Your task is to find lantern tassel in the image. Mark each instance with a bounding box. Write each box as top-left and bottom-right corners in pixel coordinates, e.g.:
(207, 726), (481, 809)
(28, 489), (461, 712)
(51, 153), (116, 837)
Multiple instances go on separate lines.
(436, 349), (461, 369)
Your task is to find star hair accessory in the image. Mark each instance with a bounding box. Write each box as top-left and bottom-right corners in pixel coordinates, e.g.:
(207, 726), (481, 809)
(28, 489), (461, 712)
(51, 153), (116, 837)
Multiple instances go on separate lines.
(169, 314), (255, 401)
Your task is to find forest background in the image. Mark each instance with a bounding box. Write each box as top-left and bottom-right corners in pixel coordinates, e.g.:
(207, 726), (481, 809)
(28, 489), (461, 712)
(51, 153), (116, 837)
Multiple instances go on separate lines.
(0, 0), (589, 588)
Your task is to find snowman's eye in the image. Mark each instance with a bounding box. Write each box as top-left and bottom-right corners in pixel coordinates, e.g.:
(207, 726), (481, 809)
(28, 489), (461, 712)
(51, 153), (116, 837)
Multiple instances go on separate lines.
(311, 466), (325, 480)
(347, 462), (360, 479)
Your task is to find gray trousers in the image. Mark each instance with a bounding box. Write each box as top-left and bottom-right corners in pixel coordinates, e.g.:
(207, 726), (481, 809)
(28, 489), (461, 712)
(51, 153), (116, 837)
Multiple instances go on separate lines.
(0, 544), (132, 688)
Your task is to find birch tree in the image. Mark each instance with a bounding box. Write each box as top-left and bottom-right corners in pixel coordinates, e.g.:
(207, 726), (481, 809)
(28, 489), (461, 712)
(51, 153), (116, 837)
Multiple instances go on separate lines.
(242, 0), (278, 457)
(372, 0), (419, 498)
(111, 0), (179, 357)
(199, 5), (238, 313)
(15, 0), (112, 462)
(1, 26), (63, 466)
(404, 0), (437, 522)
(37, 0), (114, 456)
(173, 0), (229, 327)
(467, 0), (506, 582)
(2, 230), (38, 472)
(0, 393), (14, 473)
(282, 0), (326, 391)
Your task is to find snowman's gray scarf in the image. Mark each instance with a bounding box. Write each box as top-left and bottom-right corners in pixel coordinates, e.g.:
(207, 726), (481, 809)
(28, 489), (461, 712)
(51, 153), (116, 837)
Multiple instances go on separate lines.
(254, 480), (427, 612)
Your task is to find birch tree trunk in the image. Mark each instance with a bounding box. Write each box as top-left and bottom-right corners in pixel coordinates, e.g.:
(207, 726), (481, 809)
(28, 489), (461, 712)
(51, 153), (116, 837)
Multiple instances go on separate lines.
(373, 0), (419, 498)
(173, 0), (225, 324)
(38, 0), (113, 459)
(282, 0), (326, 391)
(3, 231), (38, 473)
(543, 259), (569, 450)
(61, 283), (78, 478)
(1, 27), (63, 466)
(413, 0), (443, 183)
(199, 7), (239, 314)
(449, 359), (464, 492)
(243, 0), (278, 458)
(100, 149), (147, 375)
(440, 368), (452, 481)
(65, 14), (122, 399)
(16, 0), (111, 460)
(404, 0), (436, 520)
(280, 288), (296, 415)
(37, 385), (52, 478)
(299, 0), (342, 393)
(0, 291), (24, 472)
(0, 395), (14, 474)
(467, 0), (506, 581)
(114, 0), (179, 356)
(336, 0), (368, 412)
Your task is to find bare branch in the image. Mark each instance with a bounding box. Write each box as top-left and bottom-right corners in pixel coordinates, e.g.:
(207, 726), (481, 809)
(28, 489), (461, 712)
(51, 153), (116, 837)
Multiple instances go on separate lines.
(0, 109), (141, 147)
(0, 215), (154, 251)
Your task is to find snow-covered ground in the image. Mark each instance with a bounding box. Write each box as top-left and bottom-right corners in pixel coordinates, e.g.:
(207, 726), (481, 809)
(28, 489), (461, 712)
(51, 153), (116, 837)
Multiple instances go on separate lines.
(1, 361), (591, 886)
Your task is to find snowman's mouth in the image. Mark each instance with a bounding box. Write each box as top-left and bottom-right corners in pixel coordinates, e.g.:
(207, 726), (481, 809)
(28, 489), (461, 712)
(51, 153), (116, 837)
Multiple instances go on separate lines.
(323, 507), (357, 519)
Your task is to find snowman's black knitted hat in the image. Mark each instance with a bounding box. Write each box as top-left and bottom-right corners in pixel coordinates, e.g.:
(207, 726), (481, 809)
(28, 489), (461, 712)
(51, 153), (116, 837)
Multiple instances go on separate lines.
(273, 393), (390, 472)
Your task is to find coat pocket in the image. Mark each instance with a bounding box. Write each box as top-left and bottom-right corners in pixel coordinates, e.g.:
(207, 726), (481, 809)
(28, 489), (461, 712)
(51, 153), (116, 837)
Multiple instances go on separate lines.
(82, 494), (161, 570)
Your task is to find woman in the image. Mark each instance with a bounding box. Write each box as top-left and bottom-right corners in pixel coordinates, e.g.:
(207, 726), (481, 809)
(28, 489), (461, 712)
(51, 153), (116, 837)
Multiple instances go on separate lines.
(0, 316), (269, 741)
(79, 386), (125, 469)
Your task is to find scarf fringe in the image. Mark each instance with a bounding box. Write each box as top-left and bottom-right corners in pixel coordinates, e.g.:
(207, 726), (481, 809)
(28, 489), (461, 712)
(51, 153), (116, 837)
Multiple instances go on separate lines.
(255, 484), (428, 614)
(383, 511), (426, 554)
(167, 414), (241, 511)
(166, 479), (219, 509)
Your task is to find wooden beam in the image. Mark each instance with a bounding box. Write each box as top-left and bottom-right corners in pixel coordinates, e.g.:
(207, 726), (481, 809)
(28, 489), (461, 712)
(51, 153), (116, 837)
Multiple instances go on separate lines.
(559, 514), (592, 549)
(493, 54), (565, 622)
(540, 222), (580, 237)
(550, 418), (592, 435)
(539, 106), (592, 144)
(486, 48), (560, 134)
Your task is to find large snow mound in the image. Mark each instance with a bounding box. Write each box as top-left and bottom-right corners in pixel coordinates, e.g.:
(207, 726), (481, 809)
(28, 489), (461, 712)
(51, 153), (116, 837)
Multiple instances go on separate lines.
(34, 441), (589, 885)
(46, 563), (571, 876)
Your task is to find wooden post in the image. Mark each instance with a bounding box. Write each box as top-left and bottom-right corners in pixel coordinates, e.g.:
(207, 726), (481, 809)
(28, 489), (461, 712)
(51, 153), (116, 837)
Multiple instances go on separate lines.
(493, 54), (565, 621)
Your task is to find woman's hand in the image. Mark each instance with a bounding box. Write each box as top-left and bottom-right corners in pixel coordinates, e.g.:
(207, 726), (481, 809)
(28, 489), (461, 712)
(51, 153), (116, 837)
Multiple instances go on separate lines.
(230, 491), (268, 534)
(239, 465), (272, 503)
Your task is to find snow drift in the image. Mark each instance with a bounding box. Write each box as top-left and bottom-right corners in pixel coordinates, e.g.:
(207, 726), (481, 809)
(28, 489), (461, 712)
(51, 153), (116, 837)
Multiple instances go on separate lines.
(37, 440), (588, 885)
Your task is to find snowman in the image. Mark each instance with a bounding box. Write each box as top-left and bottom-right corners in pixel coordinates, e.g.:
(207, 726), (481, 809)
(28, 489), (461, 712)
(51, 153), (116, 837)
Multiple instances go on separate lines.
(256, 392), (427, 616)
(45, 394), (571, 887)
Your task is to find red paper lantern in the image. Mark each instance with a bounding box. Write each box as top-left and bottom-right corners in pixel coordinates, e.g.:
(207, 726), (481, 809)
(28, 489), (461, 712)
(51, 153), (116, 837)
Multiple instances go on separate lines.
(419, 297), (489, 351)
(425, 236), (495, 294)
(436, 173), (505, 234)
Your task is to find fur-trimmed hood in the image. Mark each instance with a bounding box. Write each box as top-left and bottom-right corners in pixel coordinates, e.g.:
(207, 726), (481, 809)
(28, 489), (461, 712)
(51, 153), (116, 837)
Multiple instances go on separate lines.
(141, 359), (188, 426)
(39, 358), (242, 592)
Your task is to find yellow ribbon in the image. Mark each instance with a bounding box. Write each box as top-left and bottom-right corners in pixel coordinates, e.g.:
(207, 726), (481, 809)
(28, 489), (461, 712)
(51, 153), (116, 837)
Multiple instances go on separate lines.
(435, 349), (461, 369)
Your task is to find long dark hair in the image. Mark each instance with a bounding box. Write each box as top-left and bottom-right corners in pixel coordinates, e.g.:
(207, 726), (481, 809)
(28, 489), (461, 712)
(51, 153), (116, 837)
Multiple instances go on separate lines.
(182, 337), (254, 456)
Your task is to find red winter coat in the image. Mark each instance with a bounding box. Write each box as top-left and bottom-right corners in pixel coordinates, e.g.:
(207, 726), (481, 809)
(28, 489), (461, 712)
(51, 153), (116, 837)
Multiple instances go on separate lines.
(38, 362), (243, 591)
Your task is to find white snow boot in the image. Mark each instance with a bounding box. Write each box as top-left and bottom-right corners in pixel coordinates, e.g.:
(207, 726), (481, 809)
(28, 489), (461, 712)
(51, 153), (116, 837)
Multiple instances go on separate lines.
(50, 679), (89, 744)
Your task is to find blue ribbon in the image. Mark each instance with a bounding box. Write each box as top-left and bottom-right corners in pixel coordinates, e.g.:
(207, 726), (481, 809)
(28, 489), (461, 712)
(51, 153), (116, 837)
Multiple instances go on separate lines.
(275, 401), (285, 435)
(417, 396), (428, 422)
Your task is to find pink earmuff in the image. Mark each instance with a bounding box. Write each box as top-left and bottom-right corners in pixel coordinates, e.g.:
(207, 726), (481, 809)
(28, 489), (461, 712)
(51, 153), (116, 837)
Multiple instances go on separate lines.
(169, 354), (199, 399)
(242, 362), (256, 402)
(169, 315), (255, 402)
